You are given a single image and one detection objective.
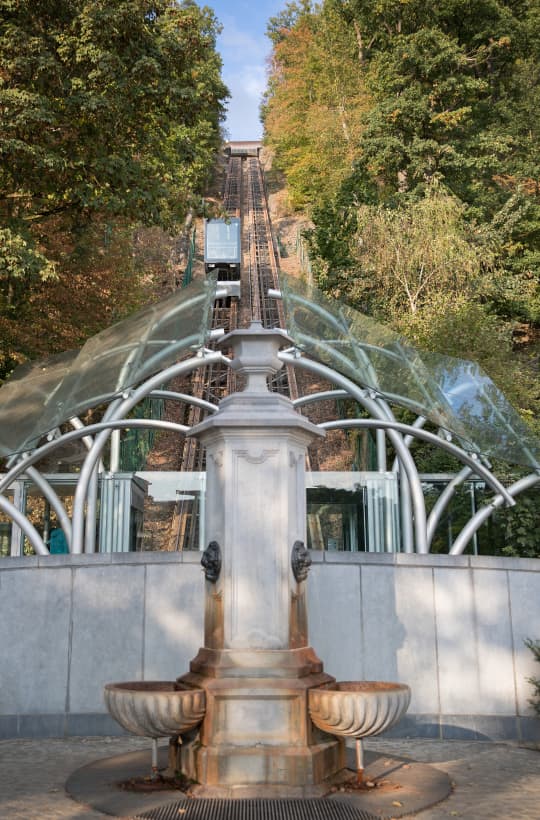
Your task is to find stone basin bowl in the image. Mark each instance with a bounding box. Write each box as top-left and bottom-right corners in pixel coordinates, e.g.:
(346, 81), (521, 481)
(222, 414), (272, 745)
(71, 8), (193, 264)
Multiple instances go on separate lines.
(104, 681), (206, 739)
(308, 681), (411, 739)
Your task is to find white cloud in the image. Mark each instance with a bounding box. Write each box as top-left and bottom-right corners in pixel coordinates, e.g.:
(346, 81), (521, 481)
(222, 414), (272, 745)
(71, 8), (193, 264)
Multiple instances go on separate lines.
(217, 15), (267, 63)
(209, 5), (274, 140)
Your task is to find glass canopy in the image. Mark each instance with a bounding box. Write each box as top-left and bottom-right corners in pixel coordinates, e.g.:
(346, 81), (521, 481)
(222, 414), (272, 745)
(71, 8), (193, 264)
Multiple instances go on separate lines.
(0, 277), (217, 456)
(279, 272), (540, 470)
(1, 267), (538, 470)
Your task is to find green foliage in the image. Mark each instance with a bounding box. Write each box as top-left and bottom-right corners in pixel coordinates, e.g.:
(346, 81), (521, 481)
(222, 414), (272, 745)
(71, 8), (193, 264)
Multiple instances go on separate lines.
(315, 186), (491, 312)
(263, 1), (370, 209)
(0, 227), (56, 313)
(0, 0), (227, 228)
(264, 0), (539, 445)
(525, 638), (540, 715)
(499, 495), (540, 558)
(0, 0), (228, 375)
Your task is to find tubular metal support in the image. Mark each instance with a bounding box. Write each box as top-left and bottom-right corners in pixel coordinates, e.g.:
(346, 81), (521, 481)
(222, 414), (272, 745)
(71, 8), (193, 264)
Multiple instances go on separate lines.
(72, 398), (124, 555)
(149, 390), (218, 414)
(293, 389), (350, 408)
(427, 467), (473, 547)
(0, 494), (49, 555)
(24, 466), (73, 547)
(84, 467), (99, 553)
(110, 431), (121, 473)
(391, 416), (427, 473)
(375, 398), (413, 552)
(0, 420), (193, 554)
(376, 429), (387, 473)
(400, 472), (414, 554)
(450, 472), (540, 555)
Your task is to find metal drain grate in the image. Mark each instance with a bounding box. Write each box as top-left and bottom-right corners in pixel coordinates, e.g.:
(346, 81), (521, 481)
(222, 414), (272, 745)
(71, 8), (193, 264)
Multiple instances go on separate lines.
(134, 799), (379, 820)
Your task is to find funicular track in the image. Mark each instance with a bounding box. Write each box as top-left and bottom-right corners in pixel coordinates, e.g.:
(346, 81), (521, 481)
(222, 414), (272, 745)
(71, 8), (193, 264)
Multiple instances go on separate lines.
(169, 156), (297, 550)
(172, 153), (298, 549)
(242, 157), (298, 397)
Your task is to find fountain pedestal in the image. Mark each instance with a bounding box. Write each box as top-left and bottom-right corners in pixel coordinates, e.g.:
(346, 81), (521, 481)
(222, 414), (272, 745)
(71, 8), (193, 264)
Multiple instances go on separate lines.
(177, 324), (344, 788)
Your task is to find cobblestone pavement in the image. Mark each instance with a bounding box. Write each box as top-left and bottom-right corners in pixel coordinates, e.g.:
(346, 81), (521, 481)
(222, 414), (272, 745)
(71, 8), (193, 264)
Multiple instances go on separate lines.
(366, 739), (540, 819)
(0, 736), (538, 820)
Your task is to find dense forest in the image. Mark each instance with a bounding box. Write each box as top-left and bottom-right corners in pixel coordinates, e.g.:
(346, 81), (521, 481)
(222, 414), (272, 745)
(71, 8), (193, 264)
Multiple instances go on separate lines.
(263, 0), (540, 434)
(0, 0), (227, 381)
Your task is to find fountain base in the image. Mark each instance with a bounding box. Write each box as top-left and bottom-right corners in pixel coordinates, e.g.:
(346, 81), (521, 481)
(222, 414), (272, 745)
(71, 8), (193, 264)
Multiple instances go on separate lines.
(176, 647), (345, 787)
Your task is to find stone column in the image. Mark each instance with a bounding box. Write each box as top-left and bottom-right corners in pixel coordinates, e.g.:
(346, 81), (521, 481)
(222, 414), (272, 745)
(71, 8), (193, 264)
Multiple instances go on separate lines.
(178, 323), (344, 791)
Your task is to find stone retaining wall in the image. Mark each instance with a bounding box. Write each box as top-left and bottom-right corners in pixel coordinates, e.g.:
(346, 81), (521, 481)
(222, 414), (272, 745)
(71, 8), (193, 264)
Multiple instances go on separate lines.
(1, 552), (539, 741)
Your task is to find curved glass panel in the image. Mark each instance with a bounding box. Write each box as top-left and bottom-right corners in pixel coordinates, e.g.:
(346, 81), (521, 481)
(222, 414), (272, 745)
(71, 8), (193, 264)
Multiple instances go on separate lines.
(0, 350), (78, 457)
(0, 277), (217, 456)
(279, 272), (540, 469)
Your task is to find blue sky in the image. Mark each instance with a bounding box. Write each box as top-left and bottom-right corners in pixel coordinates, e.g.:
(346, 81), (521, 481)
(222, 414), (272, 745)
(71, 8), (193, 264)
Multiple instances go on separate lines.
(205, 0), (285, 140)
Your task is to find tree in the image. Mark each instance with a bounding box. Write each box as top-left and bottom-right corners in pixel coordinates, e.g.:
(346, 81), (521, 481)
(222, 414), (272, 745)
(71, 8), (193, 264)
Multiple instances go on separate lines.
(263, 1), (370, 209)
(0, 0), (228, 377)
(0, 0), (227, 230)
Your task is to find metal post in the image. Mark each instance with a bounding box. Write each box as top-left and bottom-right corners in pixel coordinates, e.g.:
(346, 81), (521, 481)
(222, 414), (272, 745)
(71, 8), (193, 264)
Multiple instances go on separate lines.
(376, 429), (387, 473)
(84, 467), (99, 553)
(400, 471), (414, 553)
(151, 738), (159, 780)
(110, 430), (121, 473)
(355, 737), (364, 784)
(10, 481), (23, 556)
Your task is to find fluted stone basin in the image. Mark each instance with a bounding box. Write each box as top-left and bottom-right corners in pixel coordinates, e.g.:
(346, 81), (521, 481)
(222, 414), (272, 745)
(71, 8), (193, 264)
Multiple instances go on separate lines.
(308, 681), (411, 740)
(104, 681), (206, 739)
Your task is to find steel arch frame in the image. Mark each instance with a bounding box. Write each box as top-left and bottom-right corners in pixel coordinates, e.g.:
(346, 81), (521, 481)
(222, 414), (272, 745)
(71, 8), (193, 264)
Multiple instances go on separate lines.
(0, 341), (536, 557)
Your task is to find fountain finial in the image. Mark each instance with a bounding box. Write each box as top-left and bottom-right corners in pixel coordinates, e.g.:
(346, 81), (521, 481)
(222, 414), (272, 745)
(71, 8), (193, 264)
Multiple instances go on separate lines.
(219, 321), (292, 393)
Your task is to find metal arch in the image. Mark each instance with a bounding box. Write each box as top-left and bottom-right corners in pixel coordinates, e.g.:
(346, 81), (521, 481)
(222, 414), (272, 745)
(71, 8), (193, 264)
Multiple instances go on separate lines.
(293, 390), (350, 409)
(69, 416), (105, 468)
(426, 467), (473, 547)
(450, 472), (540, 555)
(0, 494), (49, 555)
(0, 353), (224, 548)
(1, 454), (74, 546)
(77, 400), (124, 554)
(0, 420), (191, 491)
(23, 465), (73, 546)
(320, 419), (514, 506)
(71, 351), (226, 554)
(69, 415), (106, 555)
(372, 397), (415, 552)
(149, 390), (219, 414)
(279, 350), (429, 553)
(0, 419), (191, 552)
(391, 416), (427, 473)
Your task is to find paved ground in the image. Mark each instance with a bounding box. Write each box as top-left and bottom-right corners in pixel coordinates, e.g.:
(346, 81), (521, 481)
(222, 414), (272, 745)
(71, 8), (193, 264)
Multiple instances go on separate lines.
(0, 736), (538, 820)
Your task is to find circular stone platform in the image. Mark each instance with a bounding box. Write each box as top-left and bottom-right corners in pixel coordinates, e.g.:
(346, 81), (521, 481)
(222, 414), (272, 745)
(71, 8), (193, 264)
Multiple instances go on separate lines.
(65, 745), (451, 819)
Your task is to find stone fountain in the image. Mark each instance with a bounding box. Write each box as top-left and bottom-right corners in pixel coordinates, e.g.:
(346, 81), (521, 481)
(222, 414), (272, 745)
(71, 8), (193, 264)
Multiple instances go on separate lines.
(105, 323), (410, 793)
